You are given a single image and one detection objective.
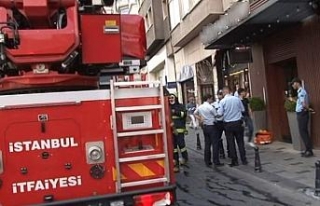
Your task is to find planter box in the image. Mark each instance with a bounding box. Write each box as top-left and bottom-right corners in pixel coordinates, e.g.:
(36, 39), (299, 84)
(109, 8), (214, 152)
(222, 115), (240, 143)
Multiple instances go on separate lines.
(287, 112), (306, 151)
(252, 110), (267, 136)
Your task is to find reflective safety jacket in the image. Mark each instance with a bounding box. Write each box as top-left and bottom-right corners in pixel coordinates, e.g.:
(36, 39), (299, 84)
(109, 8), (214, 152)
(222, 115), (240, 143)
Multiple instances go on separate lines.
(170, 101), (187, 134)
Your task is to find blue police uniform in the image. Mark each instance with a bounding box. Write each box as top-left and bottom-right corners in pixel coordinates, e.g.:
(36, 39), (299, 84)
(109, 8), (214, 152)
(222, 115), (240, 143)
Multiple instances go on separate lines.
(218, 94), (247, 166)
(296, 87), (313, 155)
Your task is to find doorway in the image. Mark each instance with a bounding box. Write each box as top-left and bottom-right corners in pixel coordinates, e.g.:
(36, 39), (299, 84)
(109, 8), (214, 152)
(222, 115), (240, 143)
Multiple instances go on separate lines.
(181, 79), (195, 105)
(266, 58), (298, 143)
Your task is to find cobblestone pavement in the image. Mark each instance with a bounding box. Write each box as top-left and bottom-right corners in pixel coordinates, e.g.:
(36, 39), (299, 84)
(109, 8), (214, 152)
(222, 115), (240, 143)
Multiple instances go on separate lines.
(174, 128), (320, 206)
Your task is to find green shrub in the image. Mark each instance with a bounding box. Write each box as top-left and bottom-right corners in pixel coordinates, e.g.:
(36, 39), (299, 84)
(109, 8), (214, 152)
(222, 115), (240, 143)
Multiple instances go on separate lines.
(284, 99), (296, 112)
(249, 97), (265, 111)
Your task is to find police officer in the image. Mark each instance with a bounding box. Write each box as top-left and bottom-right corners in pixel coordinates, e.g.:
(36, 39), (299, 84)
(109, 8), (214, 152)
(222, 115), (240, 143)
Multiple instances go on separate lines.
(218, 86), (248, 167)
(169, 94), (188, 172)
(212, 90), (227, 159)
(194, 94), (224, 167)
(291, 78), (314, 157)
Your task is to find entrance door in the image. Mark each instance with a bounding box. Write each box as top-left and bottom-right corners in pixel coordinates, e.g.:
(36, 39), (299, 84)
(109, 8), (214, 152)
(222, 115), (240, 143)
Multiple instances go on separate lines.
(266, 58), (298, 143)
(200, 84), (214, 99)
(181, 79), (195, 105)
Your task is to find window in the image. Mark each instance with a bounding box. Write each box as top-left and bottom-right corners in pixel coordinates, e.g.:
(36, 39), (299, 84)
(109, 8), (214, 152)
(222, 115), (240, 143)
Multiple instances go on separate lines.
(147, 7), (153, 27)
(180, 0), (201, 17)
(162, 0), (168, 19)
(117, 0), (128, 4)
(144, 7), (153, 31)
(144, 14), (149, 31)
(169, 0), (180, 29)
(189, 0), (201, 8)
(180, 0), (190, 17)
(119, 6), (130, 14)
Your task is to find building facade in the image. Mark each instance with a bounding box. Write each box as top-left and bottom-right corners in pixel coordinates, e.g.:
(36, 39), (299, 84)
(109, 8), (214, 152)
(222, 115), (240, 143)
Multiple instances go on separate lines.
(138, 0), (176, 93)
(169, 0), (232, 104)
(138, 0), (238, 105)
(202, 0), (320, 148)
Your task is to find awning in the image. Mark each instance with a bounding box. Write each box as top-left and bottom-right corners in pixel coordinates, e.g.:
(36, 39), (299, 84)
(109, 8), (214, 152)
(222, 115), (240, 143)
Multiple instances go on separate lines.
(179, 65), (194, 82)
(202, 0), (315, 49)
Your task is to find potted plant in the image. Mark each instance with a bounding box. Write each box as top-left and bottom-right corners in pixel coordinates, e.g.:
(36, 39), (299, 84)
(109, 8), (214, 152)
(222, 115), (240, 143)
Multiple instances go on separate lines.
(249, 97), (267, 136)
(249, 97), (266, 111)
(284, 98), (296, 112)
(284, 98), (305, 151)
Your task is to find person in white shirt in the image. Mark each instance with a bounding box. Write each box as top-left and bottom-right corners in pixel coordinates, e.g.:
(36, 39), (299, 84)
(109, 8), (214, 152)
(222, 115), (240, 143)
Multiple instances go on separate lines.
(194, 94), (224, 167)
(186, 96), (198, 129)
(233, 84), (240, 97)
(212, 90), (227, 159)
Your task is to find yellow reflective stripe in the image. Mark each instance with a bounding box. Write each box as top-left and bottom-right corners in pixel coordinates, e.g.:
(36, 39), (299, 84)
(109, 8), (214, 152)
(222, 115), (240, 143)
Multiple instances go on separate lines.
(157, 160), (164, 167)
(112, 167), (127, 180)
(174, 149), (179, 153)
(176, 128), (185, 133)
(173, 112), (185, 119)
(128, 163), (155, 177)
(180, 147), (187, 152)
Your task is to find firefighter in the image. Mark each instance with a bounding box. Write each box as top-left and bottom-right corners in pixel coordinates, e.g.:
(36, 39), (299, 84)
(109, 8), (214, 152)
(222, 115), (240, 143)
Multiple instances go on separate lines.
(169, 94), (188, 172)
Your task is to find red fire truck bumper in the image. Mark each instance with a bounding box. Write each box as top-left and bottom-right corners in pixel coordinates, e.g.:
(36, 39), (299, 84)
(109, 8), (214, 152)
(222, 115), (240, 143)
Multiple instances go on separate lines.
(33, 184), (176, 206)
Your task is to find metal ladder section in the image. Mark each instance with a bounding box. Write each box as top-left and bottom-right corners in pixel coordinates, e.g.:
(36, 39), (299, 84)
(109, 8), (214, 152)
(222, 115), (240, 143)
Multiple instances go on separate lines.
(110, 80), (171, 192)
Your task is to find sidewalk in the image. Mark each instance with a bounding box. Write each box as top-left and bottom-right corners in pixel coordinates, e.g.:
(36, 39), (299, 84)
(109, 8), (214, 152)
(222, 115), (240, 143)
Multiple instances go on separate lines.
(185, 127), (320, 194)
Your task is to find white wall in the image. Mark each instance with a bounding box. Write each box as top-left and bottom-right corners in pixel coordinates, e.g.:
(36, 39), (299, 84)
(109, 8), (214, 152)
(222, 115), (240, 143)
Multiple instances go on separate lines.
(146, 46), (177, 94)
(174, 35), (216, 101)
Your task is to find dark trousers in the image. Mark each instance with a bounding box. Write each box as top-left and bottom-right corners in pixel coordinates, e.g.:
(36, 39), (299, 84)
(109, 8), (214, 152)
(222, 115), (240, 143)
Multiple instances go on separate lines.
(202, 125), (220, 165)
(173, 133), (188, 165)
(216, 121), (226, 155)
(224, 120), (247, 164)
(297, 111), (313, 152)
(243, 116), (254, 142)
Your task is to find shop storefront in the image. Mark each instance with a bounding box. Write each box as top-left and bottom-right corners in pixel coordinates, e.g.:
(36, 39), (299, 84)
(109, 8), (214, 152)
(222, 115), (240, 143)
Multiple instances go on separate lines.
(196, 57), (215, 101)
(179, 65), (195, 105)
(226, 63), (250, 95)
(200, 0), (320, 147)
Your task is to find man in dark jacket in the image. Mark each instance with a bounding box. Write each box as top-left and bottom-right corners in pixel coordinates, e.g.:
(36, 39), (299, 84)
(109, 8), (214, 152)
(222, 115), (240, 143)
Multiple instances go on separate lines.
(169, 94), (188, 172)
(238, 88), (254, 143)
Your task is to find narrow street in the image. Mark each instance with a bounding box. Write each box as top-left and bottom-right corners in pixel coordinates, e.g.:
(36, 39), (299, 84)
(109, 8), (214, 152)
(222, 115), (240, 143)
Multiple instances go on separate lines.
(175, 145), (319, 206)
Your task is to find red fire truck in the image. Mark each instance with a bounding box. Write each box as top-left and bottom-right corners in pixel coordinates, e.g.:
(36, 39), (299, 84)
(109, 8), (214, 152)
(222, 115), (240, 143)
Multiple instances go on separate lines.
(0, 0), (176, 205)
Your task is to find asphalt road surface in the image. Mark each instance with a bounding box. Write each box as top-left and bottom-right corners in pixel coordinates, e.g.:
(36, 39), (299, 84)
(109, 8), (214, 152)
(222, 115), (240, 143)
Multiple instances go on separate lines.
(175, 146), (320, 206)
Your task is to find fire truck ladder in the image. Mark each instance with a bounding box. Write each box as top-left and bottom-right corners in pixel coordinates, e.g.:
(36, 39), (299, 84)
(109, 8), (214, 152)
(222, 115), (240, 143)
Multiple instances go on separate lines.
(110, 80), (170, 192)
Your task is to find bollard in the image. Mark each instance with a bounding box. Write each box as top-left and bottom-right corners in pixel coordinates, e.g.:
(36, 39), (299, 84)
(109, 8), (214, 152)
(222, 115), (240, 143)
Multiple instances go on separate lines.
(196, 132), (202, 150)
(315, 160), (320, 196)
(254, 147), (262, 173)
